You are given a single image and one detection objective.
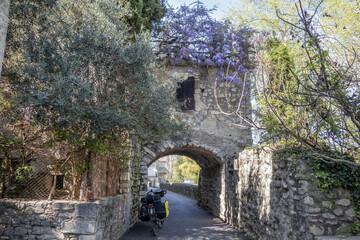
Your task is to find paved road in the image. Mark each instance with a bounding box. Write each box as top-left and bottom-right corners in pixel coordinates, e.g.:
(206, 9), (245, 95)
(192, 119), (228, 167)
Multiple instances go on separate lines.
(120, 191), (251, 240)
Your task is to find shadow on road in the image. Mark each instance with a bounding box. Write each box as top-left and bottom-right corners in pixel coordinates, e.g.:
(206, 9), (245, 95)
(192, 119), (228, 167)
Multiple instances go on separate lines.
(120, 191), (251, 240)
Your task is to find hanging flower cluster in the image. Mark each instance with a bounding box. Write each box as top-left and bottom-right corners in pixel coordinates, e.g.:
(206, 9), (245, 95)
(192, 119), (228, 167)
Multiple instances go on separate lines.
(153, 1), (253, 83)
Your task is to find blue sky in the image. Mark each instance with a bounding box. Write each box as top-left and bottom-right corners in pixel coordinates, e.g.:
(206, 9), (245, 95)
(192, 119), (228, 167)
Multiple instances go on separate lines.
(167, 0), (236, 20)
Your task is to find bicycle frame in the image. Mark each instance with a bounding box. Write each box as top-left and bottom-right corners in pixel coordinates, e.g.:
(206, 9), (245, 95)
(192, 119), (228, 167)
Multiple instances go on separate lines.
(140, 189), (167, 236)
(148, 203), (159, 236)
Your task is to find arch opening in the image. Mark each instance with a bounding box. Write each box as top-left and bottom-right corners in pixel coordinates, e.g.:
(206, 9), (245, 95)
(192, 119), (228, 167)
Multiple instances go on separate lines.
(147, 145), (222, 170)
(148, 155), (201, 187)
(141, 144), (224, 217)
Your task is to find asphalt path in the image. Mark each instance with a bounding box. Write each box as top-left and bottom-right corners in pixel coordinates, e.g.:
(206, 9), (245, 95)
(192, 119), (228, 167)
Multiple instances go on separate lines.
(120, 190), (251, 240)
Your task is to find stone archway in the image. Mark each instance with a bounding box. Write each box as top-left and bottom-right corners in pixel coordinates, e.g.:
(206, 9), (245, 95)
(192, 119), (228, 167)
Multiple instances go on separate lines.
(140, 138), (225, 216)
(137, 64), (253, 218)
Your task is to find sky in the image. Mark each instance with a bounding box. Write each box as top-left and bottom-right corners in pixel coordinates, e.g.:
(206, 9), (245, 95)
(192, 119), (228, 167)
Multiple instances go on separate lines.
(167, 0), (237, 20)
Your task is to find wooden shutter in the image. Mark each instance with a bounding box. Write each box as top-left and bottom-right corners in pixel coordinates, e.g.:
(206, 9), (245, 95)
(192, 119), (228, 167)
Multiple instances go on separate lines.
(176, 77), (195, 110)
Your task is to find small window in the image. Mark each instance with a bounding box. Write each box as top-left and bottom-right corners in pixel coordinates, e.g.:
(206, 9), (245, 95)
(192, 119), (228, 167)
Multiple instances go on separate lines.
(176, 77), (195, 110)
(52, 175), (64, 190)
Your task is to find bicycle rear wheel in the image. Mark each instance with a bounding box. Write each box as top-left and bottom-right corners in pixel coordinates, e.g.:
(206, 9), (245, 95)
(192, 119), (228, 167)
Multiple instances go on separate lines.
(152, 218), (158, 236)
(158, 218), (165, 229)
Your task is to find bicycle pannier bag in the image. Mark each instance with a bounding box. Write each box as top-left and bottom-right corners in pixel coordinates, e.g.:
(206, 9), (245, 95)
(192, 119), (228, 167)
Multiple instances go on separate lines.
(164, 200), (169, 217)
(154, 198), (166, 219)
(139, 204), (150, 222)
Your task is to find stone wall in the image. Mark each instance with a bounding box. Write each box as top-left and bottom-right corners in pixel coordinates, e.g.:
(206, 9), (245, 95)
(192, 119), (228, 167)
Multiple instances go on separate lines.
(160, 182), (199, 200)
(154, 65), (253, 158)
(230, 148), (359, 240)
(140, 64), (253, 217)
(0, 193), (132, 240)
(0, 0), (9, 75)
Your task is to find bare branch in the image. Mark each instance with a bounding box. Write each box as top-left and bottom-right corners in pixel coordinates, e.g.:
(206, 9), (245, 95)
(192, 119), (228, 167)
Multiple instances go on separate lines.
(313, 152), (360, 168)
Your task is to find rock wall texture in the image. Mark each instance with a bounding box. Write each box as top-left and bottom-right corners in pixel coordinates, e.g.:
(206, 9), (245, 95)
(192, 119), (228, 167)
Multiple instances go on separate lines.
(0, 193), (132, 240)
(0, 0), (9, 75)
(140, 64), (253, 217)
(160, 182), (199, 200)
(231, 148), (359, 240)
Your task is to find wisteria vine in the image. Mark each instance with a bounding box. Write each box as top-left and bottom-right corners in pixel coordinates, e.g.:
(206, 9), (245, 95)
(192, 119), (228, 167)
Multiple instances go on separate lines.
(153, 1), (255, 127)
(153, 1), (253, 83)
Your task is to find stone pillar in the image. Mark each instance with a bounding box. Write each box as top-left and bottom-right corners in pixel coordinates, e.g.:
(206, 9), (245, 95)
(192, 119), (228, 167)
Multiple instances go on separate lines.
(0, 0), (10, 75)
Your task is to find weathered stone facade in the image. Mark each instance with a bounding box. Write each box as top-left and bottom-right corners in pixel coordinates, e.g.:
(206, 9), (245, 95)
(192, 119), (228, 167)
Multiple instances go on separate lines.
(0, 0), (9, 75)
(0, 193), (132, 240)
(140, 64), (253, 216)
(229, 148), (359, 240)
(159, 148), (359, 240)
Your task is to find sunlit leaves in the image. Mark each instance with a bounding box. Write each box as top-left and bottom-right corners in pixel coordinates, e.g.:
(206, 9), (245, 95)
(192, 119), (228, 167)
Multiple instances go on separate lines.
(5, 0), (183, 145)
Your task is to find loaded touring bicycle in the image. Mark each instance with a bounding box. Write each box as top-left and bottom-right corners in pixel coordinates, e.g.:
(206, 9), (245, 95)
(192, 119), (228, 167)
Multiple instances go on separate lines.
(139, 188), (169, 236)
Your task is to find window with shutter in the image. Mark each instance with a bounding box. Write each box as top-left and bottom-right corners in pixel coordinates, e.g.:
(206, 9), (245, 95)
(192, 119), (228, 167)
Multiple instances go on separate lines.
(176, 77), (195, 110)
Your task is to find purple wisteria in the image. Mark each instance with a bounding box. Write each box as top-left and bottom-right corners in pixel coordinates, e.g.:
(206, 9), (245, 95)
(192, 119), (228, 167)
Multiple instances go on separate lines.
(153, 1), (253, 83)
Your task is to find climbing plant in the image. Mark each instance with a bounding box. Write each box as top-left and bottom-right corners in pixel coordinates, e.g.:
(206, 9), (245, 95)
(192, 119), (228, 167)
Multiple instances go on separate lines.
(154, 1), (255, 127)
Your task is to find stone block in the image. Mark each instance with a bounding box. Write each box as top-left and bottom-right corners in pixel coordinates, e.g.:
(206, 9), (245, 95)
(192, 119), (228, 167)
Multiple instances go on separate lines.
(11, 218), (21, 226)
(35, 234), (60, 240)
(34, 204), (45, 214)
(325, 220), (338, 225)
(304, 196), (314, 205)
(74, 203), (99, 219)
(32, 226), (54, 235)
(14, 227), (27, 236)
(306, 207), (321, 213)
(4, 226), (13, 236)
(336, 223), (351, 234)
(336, 199), (351, 207)
(61, 220), (97, 234)
(345, 208), (356, 218)
(322, 213), (336, 219)
(79, 231), (103, 240)
(333, 208), (343, 216)
(322, 201), (332, 209)
(308, 217), (323, 223)
(310, 225), (325, 236)
(52, 202), (75, 211)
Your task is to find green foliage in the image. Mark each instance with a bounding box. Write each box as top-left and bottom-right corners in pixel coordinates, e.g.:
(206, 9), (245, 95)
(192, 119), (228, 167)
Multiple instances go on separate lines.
(256, 39), (300, 143)
(351, 222), (360, 236)
(125, 0), (167, 35)
(172, 156), (184, 180)
(167, 179), (182, 183)
(313, 171), (340, 193)
(15, 165), (35, 182)
(228, 1), (360, 162)
(4, 0), (182, 148)
(274, 148), (360, 234)
(176, 156), (200, 185)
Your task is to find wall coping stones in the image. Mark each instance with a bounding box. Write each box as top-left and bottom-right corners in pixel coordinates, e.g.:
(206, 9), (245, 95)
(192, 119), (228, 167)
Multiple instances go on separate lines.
(0, 193), (132, 240)
(160, 182), (199, 201)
